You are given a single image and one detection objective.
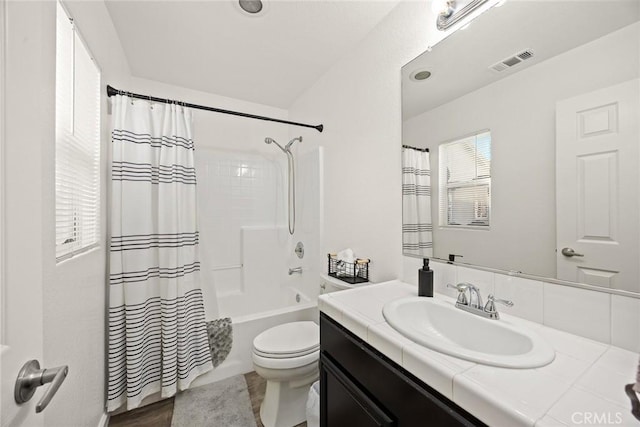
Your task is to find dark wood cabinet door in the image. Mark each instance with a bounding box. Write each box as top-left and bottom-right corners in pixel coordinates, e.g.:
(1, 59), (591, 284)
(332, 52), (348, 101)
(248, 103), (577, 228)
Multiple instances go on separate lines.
(320, 313), (485, 427)
(320, 356), (395, 427)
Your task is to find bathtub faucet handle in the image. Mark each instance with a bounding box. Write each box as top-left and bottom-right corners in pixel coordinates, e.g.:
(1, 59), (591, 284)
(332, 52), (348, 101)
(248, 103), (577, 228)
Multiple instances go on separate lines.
(288, 267), (303, 275)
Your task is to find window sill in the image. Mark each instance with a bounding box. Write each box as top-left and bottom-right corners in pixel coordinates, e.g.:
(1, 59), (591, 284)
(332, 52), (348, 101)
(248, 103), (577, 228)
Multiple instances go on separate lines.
(55, 242), (101, 265)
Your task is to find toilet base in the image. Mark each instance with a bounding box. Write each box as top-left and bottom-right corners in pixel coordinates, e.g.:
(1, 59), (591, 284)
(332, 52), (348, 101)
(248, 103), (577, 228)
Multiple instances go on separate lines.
(258, 369), (318, 427)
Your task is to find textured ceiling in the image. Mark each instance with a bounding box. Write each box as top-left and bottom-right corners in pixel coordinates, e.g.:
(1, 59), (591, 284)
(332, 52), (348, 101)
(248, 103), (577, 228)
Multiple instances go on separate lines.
(106, 0), (401, 108)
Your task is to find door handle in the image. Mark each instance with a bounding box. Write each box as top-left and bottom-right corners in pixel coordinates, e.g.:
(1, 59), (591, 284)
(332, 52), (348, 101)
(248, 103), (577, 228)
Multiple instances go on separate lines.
(15, 360), (69, 413)
(561, 247), (584, 257)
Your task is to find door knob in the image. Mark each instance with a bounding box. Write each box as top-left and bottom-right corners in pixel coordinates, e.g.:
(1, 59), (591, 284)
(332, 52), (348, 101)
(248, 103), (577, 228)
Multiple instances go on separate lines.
(561, 247), (584, 257)
(15, 360), (69, 413)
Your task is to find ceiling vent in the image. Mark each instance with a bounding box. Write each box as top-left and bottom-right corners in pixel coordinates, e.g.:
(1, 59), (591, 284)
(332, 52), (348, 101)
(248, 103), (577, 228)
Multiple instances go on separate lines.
(489, 49), (535, 72)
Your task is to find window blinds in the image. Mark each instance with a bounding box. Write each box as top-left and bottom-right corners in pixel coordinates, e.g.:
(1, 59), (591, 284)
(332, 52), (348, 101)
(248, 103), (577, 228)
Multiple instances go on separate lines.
(439, 131), (491, 228)
(55, 3), (101, 260)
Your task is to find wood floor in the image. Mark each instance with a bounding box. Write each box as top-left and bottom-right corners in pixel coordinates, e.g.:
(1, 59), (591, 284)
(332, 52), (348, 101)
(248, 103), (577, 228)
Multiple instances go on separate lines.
(109, 397), (174, 427)
(108, 372), (308, 427)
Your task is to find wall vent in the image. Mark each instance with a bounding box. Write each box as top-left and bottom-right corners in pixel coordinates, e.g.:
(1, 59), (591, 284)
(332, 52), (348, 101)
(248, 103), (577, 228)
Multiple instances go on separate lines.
(489, 49), (535, 72)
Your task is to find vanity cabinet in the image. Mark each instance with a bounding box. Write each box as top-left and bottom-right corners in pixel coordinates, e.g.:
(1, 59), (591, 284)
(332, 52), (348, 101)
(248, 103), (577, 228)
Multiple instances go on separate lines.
(320, 313), (485, 427)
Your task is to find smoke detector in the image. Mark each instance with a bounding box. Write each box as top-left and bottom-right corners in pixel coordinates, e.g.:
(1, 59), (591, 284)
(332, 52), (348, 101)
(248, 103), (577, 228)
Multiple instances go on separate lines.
(489, 49), (535, 72)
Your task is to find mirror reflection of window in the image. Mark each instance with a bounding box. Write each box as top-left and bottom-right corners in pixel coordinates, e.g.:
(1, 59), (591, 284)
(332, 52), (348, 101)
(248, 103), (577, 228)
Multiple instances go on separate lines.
(439, 131), (491, 228)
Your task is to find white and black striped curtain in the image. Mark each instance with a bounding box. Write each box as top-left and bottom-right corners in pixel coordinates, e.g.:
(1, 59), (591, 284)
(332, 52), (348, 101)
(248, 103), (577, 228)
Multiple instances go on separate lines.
(402, 147), (433, 256)
(108, 95), (213, 411)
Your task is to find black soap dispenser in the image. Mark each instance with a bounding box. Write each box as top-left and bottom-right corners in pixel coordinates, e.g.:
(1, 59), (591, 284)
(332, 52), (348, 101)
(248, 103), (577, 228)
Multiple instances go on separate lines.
(418, 258), (434, 297)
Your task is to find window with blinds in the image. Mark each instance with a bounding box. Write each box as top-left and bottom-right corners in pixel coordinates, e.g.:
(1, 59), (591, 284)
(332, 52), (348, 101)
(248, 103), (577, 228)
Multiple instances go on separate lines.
(439, 131), (491, 228)
(55, 2), (101, 261)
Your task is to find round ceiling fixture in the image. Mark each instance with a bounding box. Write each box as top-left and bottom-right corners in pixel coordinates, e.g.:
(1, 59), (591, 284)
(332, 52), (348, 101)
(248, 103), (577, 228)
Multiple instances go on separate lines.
(410, 70), (432, 82)
(239, 0), (263, 14)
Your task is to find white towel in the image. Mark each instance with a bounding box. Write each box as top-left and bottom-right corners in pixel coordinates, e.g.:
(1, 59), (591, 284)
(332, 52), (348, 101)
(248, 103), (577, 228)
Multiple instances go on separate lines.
(337, 248), (356, 264)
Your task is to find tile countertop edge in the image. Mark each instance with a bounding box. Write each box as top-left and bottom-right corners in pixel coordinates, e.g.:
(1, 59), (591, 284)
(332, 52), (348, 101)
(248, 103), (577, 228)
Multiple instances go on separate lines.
(317, 280), (640, 427)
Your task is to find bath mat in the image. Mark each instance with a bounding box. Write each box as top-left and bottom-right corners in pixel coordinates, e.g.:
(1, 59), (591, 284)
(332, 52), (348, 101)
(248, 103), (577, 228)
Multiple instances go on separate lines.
(207, 317), (233, 367)
(171, 375), (257, 427)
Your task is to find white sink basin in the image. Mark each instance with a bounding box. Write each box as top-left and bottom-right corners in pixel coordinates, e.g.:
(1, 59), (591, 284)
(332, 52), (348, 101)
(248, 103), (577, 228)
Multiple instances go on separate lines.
(383, 297), (555, 368)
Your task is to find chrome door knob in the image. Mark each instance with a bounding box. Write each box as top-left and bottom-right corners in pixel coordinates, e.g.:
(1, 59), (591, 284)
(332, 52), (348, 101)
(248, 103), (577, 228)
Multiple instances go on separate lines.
(561, 247), (584, 257)
(15, 360), (69, 413)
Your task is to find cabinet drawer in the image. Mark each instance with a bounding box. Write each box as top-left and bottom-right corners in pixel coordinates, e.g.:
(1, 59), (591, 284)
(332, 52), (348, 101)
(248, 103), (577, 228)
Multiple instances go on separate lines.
(320, 313), (484, 427)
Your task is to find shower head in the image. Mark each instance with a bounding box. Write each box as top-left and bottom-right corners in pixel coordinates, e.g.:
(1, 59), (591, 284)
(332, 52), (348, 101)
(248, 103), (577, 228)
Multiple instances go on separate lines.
(263, 136), (299, 235)
(264, 137), (287, 153)
(285, 136), (303, 151)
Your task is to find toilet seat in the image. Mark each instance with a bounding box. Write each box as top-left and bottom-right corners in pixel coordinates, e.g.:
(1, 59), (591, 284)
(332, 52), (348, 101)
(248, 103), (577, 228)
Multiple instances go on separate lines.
(253, 345), (319, 359)
(252, 321), (320, 369)
(253, 349), (319, 370)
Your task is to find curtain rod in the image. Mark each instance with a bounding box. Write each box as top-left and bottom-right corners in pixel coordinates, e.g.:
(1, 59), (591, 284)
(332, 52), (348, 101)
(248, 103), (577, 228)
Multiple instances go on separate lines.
(106, 85), (324, 133)
(402, 144), (429, 152)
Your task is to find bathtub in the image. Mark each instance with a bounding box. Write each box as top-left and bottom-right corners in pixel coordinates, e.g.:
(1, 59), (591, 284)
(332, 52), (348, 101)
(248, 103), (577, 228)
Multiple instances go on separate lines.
(191, 285), (318, 388)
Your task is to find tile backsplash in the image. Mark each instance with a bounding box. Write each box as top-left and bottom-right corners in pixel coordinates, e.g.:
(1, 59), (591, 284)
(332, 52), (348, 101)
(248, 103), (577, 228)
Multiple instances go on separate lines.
(402, 256), (640, 353)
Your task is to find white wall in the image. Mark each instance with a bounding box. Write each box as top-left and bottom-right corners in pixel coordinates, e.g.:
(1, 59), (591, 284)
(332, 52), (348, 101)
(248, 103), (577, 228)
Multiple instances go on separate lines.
(285, 0), (502, 283)
(403, 23), (639, 277)
(130, 76), (290, 153)
(40, 1), (130, 426)
(287, 1), (432, 283)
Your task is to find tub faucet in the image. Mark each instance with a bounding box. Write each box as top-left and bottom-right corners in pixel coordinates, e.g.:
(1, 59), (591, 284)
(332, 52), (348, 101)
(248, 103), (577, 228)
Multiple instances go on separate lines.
(288, 267), (302, 275)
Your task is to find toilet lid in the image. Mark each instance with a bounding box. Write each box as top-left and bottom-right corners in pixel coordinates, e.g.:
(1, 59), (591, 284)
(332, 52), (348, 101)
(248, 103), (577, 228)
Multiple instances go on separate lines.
(253, 321), (319, 357)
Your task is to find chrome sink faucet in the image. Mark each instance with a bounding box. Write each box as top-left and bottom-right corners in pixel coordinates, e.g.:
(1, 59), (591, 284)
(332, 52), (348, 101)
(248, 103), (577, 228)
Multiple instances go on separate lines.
(446, 282), (513, 320)
(466, 282), (483, 309)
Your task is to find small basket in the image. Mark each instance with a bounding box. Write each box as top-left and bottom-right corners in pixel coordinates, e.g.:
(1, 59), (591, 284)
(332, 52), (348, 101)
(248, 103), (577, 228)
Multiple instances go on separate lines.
(327, 253), (370, 284)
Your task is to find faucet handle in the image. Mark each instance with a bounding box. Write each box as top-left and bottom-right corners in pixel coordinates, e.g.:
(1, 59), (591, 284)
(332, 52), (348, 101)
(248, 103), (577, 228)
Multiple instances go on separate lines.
(446, 283), (468, 305)
(484, 294), (514, 314)
(447, 283), (468, 291)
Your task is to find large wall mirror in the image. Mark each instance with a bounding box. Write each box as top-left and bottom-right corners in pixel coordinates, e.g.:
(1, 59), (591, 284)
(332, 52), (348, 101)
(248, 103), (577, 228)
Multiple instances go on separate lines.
(402, 0), (640, 295)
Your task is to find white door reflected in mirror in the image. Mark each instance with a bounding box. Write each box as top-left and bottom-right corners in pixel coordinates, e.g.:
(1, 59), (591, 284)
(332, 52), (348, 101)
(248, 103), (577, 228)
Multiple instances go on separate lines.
(556, 80), (640, 292)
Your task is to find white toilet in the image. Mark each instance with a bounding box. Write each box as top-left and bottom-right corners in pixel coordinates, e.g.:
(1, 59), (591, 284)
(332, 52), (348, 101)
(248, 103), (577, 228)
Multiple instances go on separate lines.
(252, 321), (320, 427)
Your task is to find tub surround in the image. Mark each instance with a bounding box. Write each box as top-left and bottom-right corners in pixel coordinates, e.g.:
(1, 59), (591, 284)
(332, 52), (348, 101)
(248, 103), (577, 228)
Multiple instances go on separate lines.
(318, 280), (639, 426)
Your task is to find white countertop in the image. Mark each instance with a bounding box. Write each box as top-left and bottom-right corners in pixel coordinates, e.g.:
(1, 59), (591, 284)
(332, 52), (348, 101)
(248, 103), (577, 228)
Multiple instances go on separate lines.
(318, 280), (639, 427)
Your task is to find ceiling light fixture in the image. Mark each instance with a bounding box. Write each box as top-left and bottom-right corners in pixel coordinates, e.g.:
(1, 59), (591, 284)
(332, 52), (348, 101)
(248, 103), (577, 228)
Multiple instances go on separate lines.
(239, 0), (263, 15)
(410, 70), (432, 82)
(436, 0), (490, 31)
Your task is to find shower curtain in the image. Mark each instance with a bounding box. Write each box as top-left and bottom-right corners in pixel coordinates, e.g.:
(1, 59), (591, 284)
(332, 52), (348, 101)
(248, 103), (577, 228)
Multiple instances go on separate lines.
(108, 95), (213, 411)
(402, 147), (433, 257)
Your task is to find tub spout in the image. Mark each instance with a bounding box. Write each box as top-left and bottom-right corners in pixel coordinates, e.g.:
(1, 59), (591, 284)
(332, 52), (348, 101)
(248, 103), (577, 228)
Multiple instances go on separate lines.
(288, 267), (303, 275)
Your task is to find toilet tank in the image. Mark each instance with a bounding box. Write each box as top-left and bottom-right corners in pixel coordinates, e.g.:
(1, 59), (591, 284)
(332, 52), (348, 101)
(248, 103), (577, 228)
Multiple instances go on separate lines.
(320, 273), (374, 294)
